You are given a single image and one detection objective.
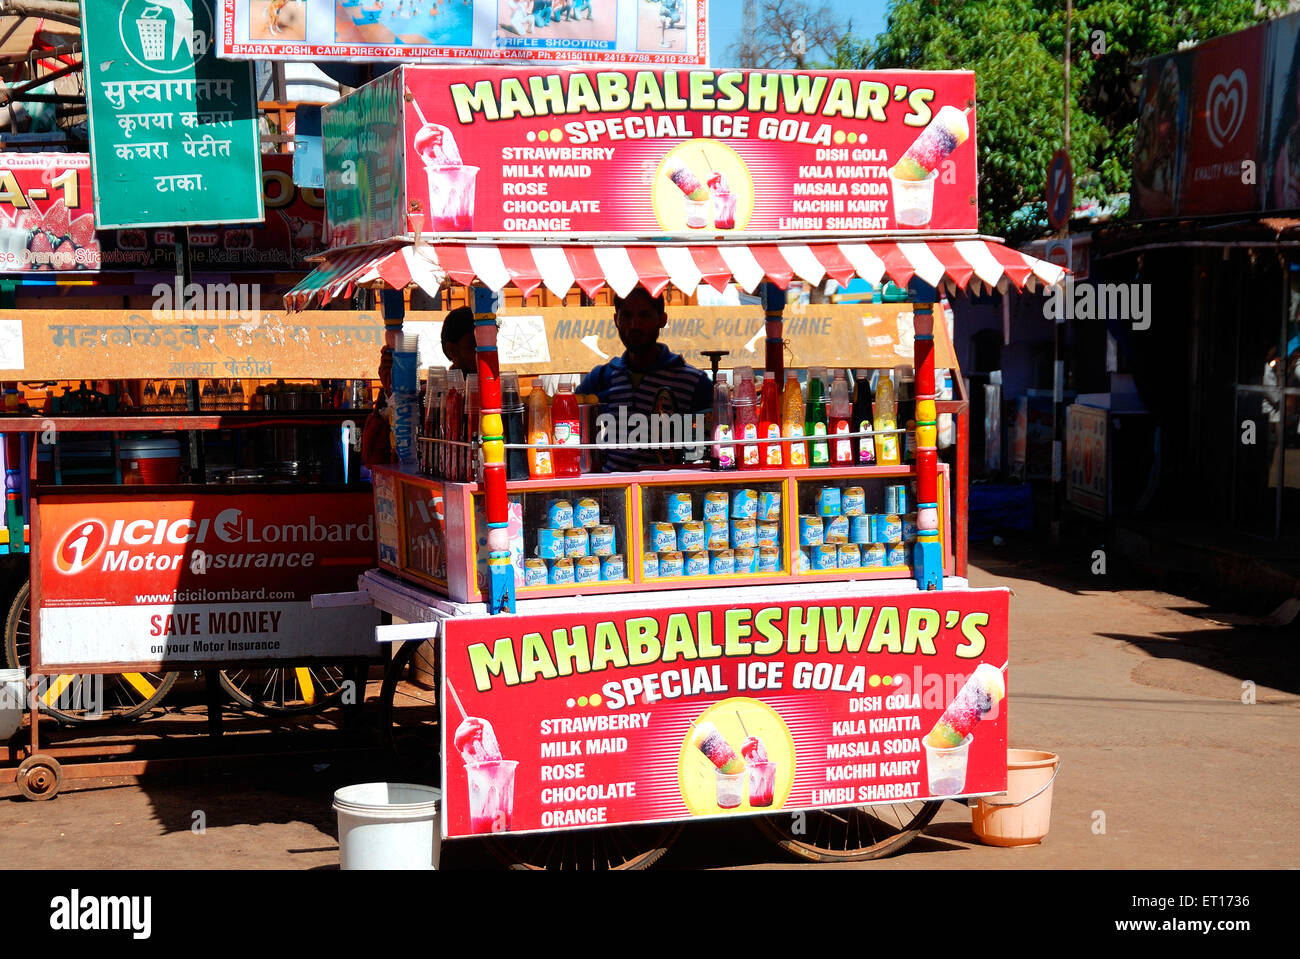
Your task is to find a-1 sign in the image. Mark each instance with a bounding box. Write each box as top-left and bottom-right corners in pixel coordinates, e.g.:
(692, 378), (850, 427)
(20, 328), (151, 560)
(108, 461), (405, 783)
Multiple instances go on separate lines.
(1046, 148), (1073, 231)
(79, 0), (263, 229)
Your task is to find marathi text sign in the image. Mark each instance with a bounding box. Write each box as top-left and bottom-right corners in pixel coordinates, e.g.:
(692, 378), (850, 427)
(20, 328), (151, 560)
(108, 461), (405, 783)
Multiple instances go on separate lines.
(441, 590), (1008, 836)
(324, 66), (978, 242)
(0, 309), (385, 380)
(0, 154), (99, 273)
(34, 492), (380, 670)
(81, 0), (263, 228)
(218, 0), (707, 67)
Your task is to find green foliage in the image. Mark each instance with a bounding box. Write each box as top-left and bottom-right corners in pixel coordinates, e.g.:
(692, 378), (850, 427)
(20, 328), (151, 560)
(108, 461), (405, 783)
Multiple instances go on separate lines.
(871, 0), (1286, 237)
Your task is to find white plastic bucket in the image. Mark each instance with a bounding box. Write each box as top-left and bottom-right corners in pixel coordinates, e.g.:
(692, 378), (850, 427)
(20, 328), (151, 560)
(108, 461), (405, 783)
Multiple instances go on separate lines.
(333, 783), (441, 870)
(0, 668), (26, 741)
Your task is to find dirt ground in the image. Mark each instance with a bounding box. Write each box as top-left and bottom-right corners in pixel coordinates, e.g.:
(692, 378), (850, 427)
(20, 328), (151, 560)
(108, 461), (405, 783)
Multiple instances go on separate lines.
(2, 544), (1296, 876)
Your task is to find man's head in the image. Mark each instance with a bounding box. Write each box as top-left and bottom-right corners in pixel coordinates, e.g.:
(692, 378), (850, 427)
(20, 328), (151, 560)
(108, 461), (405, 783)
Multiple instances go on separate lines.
(613, 287), (667, 354)
(441, 306), (477, 374)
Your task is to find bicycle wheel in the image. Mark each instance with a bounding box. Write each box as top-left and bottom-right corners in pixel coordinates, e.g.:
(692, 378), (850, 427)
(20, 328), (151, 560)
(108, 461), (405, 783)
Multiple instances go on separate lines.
(4, 580), (177, 725)
(380, 639), (441, 782)
(756, 800), (942, 862)
(218, 665), (350, 715)
(484, 823), (683, 871)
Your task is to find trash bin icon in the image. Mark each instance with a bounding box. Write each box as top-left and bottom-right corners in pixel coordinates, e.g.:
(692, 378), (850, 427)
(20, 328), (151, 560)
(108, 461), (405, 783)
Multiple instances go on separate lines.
(137, 7), (168, 62)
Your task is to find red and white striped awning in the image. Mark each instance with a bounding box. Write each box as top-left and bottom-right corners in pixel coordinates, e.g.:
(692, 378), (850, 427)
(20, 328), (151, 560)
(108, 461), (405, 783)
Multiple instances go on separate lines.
(285, 238), (1066, 311)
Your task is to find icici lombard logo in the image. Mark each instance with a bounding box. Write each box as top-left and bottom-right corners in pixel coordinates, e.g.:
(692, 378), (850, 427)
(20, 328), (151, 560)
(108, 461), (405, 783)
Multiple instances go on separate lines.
(214, 508), (243, 543)
(54, 520), (108, 575)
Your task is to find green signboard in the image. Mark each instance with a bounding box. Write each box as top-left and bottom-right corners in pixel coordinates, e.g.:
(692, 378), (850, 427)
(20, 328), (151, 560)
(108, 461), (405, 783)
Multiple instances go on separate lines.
(80, 0), (263, 229)
(322, 68), (405, 247)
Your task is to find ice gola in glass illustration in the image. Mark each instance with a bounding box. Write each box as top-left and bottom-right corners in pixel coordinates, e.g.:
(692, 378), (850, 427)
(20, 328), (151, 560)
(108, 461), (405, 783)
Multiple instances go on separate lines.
(708, 171), (737, 230)
(690, 719), (747, 808)
(413, 118), (478, 232)
(888, 105), (970, 228)
(452, 692), (516, 833)
(665, 160), (710, 228)
(739, 714), (775, 807)
(922, 662), (1005, 796)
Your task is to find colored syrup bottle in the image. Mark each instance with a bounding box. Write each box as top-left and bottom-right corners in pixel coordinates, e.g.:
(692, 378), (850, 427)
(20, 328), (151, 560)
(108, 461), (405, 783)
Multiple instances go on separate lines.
(853, 370), (876, 465)
(551, 379), (581, 478)
(711, 380), (735, 471)
(526, 383), (554, 478)
(806, 365), (829, 467)
(874, 369), (900, 466)
(759, 371), (783, 468)
(444, 370), (465, 480)
(781, 371), (807, 467)
(734, 366), (759, 469)
(829, 369), (853, 466)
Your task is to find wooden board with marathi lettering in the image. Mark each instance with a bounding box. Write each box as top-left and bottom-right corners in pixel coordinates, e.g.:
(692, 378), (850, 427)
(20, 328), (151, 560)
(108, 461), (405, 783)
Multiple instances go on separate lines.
(0, 310), (386, 380)
(426, 303), (958, 375)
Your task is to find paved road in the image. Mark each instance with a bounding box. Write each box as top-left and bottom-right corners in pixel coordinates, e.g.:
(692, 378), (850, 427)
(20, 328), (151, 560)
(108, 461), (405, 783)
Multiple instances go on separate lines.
(2, 546), (1296, 870)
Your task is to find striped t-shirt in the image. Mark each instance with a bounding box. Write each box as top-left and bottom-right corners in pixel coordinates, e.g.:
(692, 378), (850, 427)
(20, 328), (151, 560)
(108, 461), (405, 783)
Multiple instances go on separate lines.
(577, 345), (713, 472)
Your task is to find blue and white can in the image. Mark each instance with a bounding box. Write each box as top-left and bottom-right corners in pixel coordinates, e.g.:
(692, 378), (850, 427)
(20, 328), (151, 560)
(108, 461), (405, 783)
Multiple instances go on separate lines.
(537, 529), (565, 559)
(575, 556), (601, 583)
(523, 558), (549, 586)
(678, 521), (706, 553)
(685, 550), (710, 576)
(884, 485), (901, 515)
(881, 513), (903, 543)
(824, 515), (849, 544)
(850, 515), (873, 544)
(817, 487), (842, 517)
(563, 528), (589, 558)
(863, 543), (886, 568)
(757, 521), (780, 549)
(811, 545), (838, 570)
(549, 558), (575, 584)
(589, 525), (616, 556)
(705, 520), (730, 550)
(886, 541), (907, 567)
(842, 487), (866, 517)
(601, 554), (625, 581)
(798, 515), (824, 546)
(731, 488), (758, 520)
(546, 499), (574, 529)
(838, 545), (861, 568)
(758, 546), (780, 572)
(730, 519), (758, 549)
(659, 551), (684, 577)
(710, 549), (735, 575)
(734, 547), (757, 573)
(666, 492), (694, 524)
(642, 553), (660, 579)
(758, 490), (782, 522)
(651, 522), (678, 553)
(902, 513), (917, 543)
(703, 491), (730, 522)
(575, 498), (602, 528)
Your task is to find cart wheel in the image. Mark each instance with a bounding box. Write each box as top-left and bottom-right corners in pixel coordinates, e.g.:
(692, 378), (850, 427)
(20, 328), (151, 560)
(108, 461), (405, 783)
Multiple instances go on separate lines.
(4, 581), (177, 725)
(16, 754), (63, 801)
(484, 823), (683, 871)
(756, 800), (943, 862)
(380, 640), (440, 783)
(218, 666), (350, 715)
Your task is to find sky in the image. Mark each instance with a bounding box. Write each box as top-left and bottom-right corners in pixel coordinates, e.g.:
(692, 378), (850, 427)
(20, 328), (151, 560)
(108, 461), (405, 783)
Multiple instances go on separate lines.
(707, 0), (892, 67)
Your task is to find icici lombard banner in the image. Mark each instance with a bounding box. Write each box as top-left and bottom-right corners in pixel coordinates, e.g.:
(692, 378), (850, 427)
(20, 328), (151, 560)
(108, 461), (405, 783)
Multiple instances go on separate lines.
(324, 66), (978, 244)
(441, 589), (1008, 837)
(34, 493), (380, 669)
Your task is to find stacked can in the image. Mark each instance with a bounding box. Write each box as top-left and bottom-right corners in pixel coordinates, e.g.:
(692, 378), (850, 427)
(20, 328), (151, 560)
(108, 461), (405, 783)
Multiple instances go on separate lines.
(534, 497), (624, 584)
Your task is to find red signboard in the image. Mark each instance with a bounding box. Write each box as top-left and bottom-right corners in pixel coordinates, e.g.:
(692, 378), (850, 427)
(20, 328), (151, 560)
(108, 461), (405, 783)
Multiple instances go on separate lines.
(325, 66), (979, 242)
(441, 589), (1008, 836)
(0, 152), (326, 273)
(33, 491), (380, 669)
(1179, 24), (1266, 216)
(0, 153), (99, 272)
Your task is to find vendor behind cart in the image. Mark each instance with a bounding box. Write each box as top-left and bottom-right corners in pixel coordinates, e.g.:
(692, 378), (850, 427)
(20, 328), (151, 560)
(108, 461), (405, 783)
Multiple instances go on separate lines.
(577, 287), (712, 470)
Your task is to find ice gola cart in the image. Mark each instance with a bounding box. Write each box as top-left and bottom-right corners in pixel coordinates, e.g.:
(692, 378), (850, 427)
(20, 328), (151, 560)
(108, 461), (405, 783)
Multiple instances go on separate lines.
(295, 64), (1065, 867)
